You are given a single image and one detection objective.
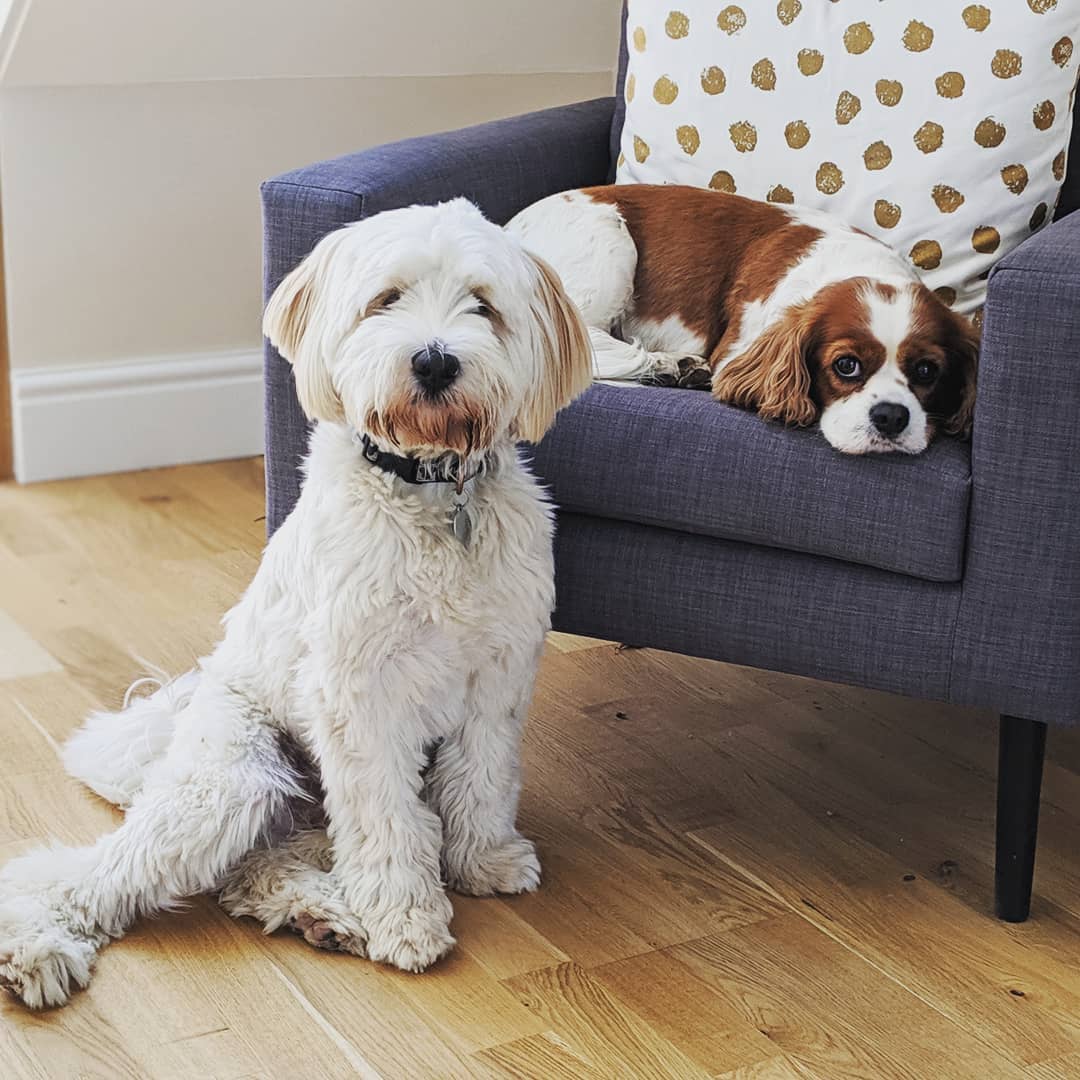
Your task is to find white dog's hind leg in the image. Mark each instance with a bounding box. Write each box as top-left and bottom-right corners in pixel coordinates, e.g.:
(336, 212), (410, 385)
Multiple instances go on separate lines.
(0, 678), (301, 1009)
(218, 829), (366, 955)
(428, 650), (542, 898)
(61, 670), (199, 808)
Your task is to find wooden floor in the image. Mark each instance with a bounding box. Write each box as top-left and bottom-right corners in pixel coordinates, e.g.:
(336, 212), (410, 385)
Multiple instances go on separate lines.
(0, 460), (1079, 1079)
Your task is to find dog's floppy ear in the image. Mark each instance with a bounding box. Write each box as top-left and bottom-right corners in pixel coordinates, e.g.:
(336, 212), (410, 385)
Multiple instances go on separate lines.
(712, 304), (818, 427)
(515, 253), (593, 443)
(263, 241), (345, 424)
(941, 310), (980, 438)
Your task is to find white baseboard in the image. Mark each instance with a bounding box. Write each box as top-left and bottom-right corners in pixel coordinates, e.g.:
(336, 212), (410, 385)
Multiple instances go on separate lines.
(11, 349), (265, 483)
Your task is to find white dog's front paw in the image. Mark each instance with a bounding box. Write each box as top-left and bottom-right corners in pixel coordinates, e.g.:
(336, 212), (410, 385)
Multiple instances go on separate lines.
(286, 905), (368, 957)
(365, 893), (455, 973)
(447, 834), (541, 897)
(0, 896), (97, 1009)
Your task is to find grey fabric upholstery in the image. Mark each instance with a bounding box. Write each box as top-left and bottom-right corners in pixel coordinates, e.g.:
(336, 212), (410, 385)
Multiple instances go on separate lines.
(950, 210), (1080, 722)
(551, 512), (959, 704)
(528, 384), (971, 582)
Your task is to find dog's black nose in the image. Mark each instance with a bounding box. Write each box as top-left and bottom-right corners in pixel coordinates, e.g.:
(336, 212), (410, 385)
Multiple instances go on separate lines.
(411, 344), (460, 395)
(869, 402), (910, 438)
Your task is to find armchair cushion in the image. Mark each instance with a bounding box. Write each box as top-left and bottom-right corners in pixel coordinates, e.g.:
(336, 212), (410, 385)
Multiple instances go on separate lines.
(530, 384), (971, 583)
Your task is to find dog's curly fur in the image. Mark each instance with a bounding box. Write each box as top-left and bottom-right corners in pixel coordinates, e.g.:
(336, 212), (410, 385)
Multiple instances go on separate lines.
(0, 199), (592, 1008)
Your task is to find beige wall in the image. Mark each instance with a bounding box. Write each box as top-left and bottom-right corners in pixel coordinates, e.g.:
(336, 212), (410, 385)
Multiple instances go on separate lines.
(0, 1), (619, 372)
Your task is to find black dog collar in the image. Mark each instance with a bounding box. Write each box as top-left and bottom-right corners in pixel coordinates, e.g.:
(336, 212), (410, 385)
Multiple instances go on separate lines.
(356, 432), (484, 487)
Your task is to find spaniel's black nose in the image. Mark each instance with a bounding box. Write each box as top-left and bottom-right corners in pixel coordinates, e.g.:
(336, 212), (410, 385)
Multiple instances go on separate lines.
(869, 402), (910, 438)
(411, 344), (460, 395)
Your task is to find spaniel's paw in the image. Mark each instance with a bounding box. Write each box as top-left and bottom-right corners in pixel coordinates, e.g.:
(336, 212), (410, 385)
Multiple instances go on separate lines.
(676, 356), (713, 390)
(0, 896), (97, 1009)
(448, 834), (541, 897)
(365, 894), (455, 973)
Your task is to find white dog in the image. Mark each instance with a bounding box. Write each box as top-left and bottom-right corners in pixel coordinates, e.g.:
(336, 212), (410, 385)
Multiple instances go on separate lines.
(0, 198), (592, 1008)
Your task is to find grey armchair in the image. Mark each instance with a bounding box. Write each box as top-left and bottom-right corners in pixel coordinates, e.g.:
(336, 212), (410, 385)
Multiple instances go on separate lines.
(262, 18), (1080, 924)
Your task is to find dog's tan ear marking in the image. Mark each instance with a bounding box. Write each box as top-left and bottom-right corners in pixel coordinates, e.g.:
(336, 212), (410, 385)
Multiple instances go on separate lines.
(264, 249), (345, 424)
(712, 305), (818, 427)
(516, 253), (593, 444)
(942, 312), (980, 438)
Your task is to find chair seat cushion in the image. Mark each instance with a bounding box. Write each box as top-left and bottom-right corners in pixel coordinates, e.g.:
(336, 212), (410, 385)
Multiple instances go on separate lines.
(529, 384), (971, 583)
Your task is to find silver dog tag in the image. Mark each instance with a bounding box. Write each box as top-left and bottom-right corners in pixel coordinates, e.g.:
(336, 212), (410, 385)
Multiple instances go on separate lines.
(451, 494), (473, 548)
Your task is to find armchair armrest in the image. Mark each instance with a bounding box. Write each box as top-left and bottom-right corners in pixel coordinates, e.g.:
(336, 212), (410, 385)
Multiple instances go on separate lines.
(262, 97), (615, 530)
(951, 211), (1080, 722)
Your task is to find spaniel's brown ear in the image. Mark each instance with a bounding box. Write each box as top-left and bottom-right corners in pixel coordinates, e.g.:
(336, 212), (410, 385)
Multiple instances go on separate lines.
(712, 304), (818, 427)
(516, 253), (594, 443)
(941, 310), (980, 438)
(263, 242), (345, 424)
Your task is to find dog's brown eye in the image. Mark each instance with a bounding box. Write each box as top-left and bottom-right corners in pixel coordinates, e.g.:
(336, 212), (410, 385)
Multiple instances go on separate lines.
(913, 359), (939, 384)
(378, 288), (402, 308)
(833, 355), (861, 378)
(473, 299), (495, 319)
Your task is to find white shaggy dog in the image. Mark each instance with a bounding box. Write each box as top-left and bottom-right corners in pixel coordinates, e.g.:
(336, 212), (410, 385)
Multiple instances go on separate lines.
(0, 199), (592, 1009)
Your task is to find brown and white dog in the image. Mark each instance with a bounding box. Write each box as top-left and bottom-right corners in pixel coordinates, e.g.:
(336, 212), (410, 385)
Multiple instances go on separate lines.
(508, 184), (979, 455)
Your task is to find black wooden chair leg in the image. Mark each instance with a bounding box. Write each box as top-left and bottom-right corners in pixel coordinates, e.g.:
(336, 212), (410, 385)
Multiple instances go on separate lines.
(995, 714), (1048, 922)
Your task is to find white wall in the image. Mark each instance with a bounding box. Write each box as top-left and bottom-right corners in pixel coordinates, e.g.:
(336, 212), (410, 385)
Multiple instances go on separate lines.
(0, 0), (619, 480)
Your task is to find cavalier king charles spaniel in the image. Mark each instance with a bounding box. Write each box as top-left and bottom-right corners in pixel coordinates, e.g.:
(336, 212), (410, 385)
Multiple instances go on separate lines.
(510, 183), (979, 455)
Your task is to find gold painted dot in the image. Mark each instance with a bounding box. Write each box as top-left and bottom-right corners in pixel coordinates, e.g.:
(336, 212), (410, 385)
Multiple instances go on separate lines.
(1028, 0), (1057, 12)
(936, 72), (965, 99)
(864, 141), (893, 170)
(816, 162), (844, 195)
(1001, 164), (1029, 195)
(717, 5), (747, 34)
(974, 118), (1006, 148)
(677, 124), (701, 156)
(1053, 150), (1066, 181)
(797, 49), (824, 75)
(665, 10), (690, 38)
(972, 226), (1001, 254)
(1033, 101), (1056, 131)
(729, 121), (758, 152)
(836, 90), (861, 125)
(874, 200), (901, 228)
(910, 240), (943, 270)
(785, 120), (810, 148)
(767, 184), (795, 204)
(991, 50), (1022, 79)
(632, 26), (646, 52)
(914, 122), (945, 154)
(777, 0), (801, 25)
(701, 65), (727, 94)
(844, 22), (874, 54)
(709, 170), (736, 193)
(903, 21), (934, 52)
(1052, 37), (1073, 68)
(633, 135), (650, 163)
(962, 5), (990, 30)
(625, 73), (636, 102)
(876, 80), (904, 107)
(653, 76), (679, 105)
(934, 286), (957, 307)
(751, 58), (777, 90)
(617, 151), (626, 168)
(932, 184), (965, 212)
(1030, 202), (1048, 229)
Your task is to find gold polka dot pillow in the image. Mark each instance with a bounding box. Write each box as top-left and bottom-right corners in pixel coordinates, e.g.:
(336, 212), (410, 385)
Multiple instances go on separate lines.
(616, 1), (1079, 314)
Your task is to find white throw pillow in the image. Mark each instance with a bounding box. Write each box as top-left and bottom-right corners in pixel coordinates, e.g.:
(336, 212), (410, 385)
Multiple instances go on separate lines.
(616, 0), (1079, 315)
